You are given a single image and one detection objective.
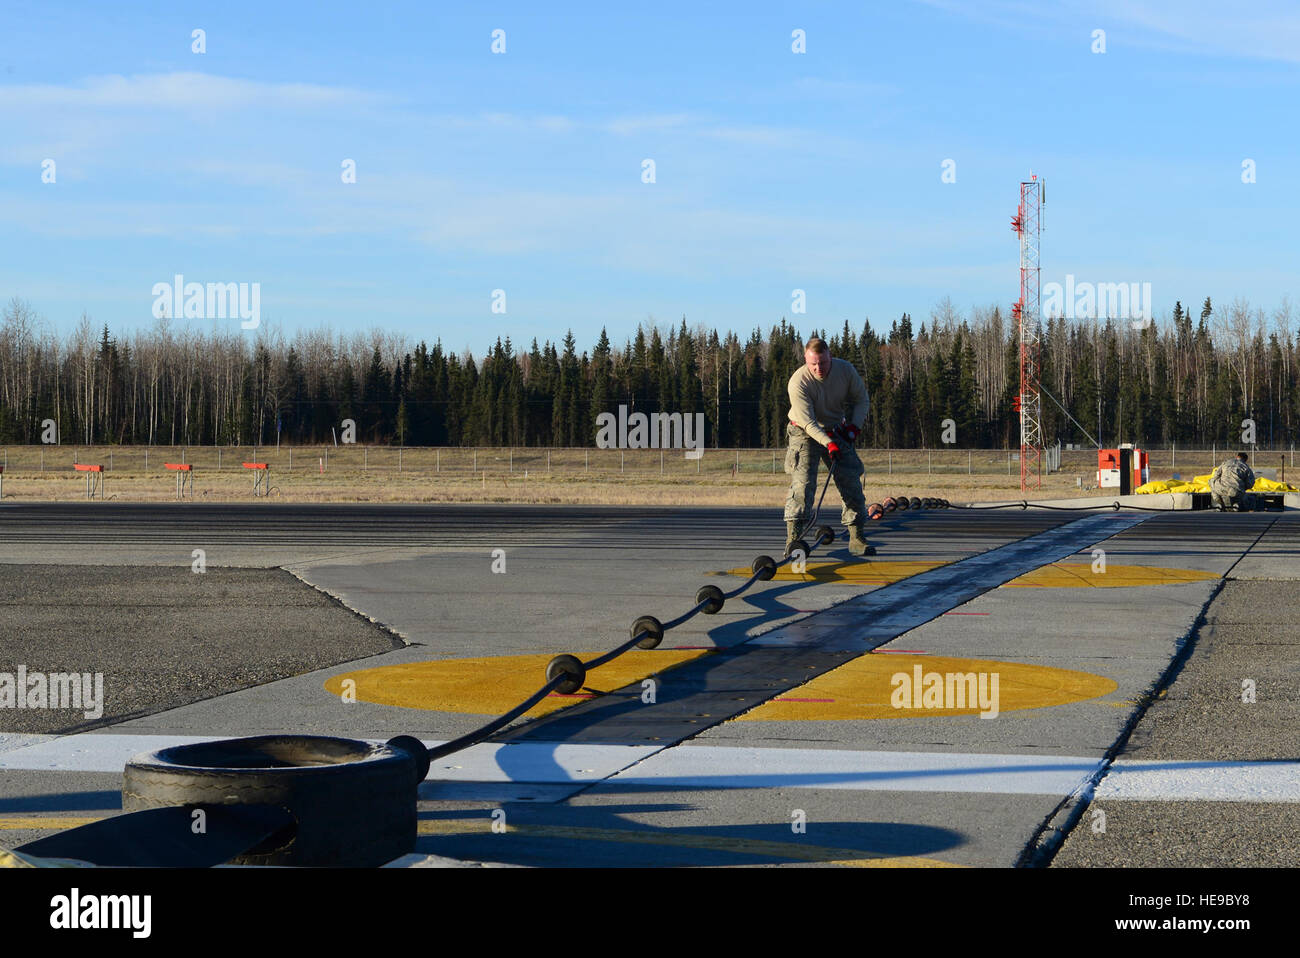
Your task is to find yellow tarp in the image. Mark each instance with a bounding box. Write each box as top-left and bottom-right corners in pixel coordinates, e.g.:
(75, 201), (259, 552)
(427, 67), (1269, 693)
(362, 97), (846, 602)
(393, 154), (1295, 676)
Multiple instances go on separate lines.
(1137, 475), (1299, 494)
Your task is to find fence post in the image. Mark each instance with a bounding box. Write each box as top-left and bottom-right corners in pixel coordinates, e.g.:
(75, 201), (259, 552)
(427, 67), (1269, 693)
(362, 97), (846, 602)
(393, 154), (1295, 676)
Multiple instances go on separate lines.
(968, 450), (971, 475)
(928, 449), (931, 474)
(510, 449), (513, 473)
(437, 448), (440, 473)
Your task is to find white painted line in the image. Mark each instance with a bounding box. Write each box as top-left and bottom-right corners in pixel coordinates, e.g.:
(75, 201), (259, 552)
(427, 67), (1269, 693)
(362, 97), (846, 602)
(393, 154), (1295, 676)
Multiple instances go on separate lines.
(0, 733), (53, 757)
(0, 734), (227, 771)
(1096, 760), (1300, 802)
(0, 733), (658, 787)
(425, 742), (659, 784)
(601, 745), (1105, 796)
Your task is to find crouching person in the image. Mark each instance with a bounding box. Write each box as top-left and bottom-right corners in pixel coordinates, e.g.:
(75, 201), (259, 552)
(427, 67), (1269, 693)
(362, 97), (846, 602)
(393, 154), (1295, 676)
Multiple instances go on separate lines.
(1210, 452), (1256, 511)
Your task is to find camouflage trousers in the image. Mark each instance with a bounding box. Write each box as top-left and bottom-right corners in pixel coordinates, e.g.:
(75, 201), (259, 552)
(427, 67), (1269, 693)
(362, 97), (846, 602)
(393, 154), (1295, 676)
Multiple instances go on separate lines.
(782, 423), (868, 527)
(1211, 489), (1255, 511)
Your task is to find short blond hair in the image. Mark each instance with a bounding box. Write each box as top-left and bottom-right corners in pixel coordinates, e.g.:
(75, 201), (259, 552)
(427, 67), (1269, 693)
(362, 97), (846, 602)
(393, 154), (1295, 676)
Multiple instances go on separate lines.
(804, 337), (829, 355)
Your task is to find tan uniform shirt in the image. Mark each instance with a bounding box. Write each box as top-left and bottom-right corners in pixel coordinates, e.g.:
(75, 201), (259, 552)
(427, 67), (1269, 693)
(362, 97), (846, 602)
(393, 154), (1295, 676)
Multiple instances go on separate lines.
(787, 358), (870, 447)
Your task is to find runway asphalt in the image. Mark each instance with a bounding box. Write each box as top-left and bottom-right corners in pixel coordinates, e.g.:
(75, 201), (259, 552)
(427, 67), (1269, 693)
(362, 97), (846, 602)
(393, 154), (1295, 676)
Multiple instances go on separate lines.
(1, 501), (1296, 867)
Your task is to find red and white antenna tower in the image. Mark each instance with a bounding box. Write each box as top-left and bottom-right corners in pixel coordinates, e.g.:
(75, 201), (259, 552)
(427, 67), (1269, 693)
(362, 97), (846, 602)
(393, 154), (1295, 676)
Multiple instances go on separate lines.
(1010, 174), (1044, 491)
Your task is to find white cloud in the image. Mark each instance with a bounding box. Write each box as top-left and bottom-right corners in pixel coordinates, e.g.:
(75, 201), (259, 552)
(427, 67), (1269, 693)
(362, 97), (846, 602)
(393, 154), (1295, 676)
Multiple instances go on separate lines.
(0, 72), (380, 111)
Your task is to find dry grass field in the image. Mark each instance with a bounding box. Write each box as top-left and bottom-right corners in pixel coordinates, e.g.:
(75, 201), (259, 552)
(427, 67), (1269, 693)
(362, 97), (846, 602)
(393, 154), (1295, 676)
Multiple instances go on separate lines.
(0, 444), (1283, 506)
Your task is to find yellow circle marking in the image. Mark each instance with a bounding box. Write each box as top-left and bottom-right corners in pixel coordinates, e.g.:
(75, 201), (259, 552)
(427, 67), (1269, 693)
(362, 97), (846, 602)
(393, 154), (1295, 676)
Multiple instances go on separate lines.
(737, 655), (1117, 721)
(419, 819), (961, 867)
(325, 651), (710, 716)
(723, 559), (1217, 588)
(724, 560), (946, 584)
(1005, 562), (1219, 588)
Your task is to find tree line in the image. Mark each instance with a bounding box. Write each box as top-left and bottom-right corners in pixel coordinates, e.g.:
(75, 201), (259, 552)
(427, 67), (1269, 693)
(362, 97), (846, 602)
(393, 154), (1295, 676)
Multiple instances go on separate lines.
(1, 294), (1296, 449)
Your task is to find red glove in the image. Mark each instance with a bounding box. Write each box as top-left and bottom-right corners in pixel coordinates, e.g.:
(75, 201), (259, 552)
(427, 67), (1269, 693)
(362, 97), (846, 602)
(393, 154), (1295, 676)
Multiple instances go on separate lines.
(826, 440), (842, 462)
(836, 422), (860, 444)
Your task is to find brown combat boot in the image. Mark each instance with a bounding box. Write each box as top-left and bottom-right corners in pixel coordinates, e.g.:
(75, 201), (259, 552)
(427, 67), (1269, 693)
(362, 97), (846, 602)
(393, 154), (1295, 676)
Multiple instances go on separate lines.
(847, 521), (876, 556)
(785, 520), (801, 556)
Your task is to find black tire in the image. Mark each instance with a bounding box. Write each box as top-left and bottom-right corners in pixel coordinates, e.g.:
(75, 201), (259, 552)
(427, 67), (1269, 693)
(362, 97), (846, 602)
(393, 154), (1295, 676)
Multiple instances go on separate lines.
(546, 653), (587, 692)
(631, 615), (665, 649)
(695, 585), (725, 614)
(122, 735), (423, 867)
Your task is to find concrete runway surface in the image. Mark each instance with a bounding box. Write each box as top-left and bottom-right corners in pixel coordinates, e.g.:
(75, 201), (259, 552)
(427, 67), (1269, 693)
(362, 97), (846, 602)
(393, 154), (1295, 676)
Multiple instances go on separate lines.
(1, 501), (1297, 867)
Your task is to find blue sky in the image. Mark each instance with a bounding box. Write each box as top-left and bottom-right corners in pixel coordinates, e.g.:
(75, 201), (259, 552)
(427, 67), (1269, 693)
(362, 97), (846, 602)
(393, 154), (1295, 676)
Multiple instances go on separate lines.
(2, 0), (1299, 354)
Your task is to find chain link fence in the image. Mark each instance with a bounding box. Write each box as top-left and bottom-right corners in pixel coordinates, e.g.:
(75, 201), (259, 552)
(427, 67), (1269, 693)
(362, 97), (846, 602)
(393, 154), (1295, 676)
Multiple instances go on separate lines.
(1, 444), (1295, 482)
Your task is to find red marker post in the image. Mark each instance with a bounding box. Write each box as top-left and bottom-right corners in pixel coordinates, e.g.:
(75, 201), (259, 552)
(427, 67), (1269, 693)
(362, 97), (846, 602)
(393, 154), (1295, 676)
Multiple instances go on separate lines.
(243, 462), (269, 497)
(165, 462), (194, 500)
(74, 463), (104, 500)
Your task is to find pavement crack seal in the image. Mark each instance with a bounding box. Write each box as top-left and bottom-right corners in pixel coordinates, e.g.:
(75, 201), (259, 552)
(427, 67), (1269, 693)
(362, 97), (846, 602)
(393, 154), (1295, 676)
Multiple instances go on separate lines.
(283, 565), (412, 649)
(1017, 514), (1281, 868)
